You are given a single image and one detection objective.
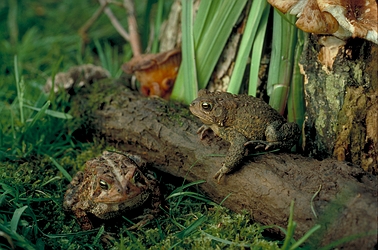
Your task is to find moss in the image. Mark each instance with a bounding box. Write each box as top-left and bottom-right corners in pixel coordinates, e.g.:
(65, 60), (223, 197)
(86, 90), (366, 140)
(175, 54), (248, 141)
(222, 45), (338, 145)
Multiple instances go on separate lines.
(162, 100), (194, 127)
(115, 207), (279, 249)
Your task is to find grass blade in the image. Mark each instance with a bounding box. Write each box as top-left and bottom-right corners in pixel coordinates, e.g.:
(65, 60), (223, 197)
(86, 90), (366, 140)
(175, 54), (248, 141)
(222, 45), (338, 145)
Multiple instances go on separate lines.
(227, 0), (268, 94)
(175, 215), (206, 239)
(170, 180), (207, 194)
(281, 201), (296, 250)
(14, 55), (25, 124)
(48, 56), (64, 101)
(48, 156), (72, 181)
(290, 224), (321, 249)
(95, 39), (108, 72)
(166, 191), (215, 204)
(310, 184), (322, 218)
(23, 104), (73, 119)
(24, 101), (50, 132)
(202, 231), (252, 247)
(93, 226), (105, 245)
(0, 223), (36, 250)
(10, 205), (28, 232)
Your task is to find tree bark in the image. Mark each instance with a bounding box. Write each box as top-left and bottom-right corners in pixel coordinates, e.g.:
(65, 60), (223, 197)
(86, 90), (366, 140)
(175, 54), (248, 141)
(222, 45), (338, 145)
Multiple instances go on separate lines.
(301, 36), (378, 173)
(71, 80), (377, 249)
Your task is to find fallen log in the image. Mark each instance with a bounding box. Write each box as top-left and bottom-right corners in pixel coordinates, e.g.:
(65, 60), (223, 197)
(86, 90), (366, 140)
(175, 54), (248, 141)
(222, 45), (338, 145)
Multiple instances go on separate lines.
(71, 80), (377, 249)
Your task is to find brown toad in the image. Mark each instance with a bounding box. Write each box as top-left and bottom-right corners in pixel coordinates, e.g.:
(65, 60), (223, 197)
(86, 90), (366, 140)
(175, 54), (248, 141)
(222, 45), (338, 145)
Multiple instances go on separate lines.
(189, 89), (300, 182)
(63, 151), (162, 230)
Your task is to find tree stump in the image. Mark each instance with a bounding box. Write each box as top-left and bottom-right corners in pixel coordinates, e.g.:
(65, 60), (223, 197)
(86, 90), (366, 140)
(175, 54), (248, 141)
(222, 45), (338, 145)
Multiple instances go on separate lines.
(301, 36), (378, 174)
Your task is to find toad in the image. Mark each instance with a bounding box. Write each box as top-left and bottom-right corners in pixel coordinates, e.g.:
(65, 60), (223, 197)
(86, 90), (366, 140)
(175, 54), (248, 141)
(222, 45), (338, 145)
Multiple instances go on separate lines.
(189, 89), (300, 182)
(63, 151), (162, 230)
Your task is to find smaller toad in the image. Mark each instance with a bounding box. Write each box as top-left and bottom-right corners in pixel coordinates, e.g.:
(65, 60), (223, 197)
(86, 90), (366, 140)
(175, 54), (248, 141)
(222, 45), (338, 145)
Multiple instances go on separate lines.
(63, 151), (162, 230)
(189, 90), (300, 182)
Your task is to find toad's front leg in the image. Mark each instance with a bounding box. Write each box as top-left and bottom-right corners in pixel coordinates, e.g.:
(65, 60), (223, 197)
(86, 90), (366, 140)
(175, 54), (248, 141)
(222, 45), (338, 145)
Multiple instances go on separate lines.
(214, 130), (247, 183)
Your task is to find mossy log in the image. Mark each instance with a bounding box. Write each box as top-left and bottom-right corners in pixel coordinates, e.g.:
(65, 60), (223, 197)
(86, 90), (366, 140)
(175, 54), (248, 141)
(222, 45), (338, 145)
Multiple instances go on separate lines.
(71, 81), (377, 249)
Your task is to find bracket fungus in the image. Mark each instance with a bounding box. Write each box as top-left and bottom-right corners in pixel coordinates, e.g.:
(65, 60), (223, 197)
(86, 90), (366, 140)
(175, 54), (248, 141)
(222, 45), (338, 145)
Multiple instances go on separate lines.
(268, 0), (378, 44)
(122, 48), (181, 99)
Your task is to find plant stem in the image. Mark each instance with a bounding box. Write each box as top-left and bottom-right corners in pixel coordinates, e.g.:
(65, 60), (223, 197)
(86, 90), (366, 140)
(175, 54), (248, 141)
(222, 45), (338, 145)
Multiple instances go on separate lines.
(124, 0), (142, 57)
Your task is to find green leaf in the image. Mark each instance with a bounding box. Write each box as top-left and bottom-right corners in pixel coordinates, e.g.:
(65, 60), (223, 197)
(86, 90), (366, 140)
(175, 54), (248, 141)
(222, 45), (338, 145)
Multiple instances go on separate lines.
(195, 1), (247, 90)
(193, 1), (221, 46)
(10, 205), (28, 232)
(267, 10), (298, 114)
(248, 4), (270, 96)
(172, 1), (247, 103)
(170, 0), (198, 104)
(287, 29), (306, 127)
(227, 0), (268, 94)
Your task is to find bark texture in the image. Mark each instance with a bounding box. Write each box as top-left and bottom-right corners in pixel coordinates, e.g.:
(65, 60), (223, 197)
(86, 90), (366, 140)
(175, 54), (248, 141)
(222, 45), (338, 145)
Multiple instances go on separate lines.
(301, 36), (378, 173)
(71, 81), (377, 249)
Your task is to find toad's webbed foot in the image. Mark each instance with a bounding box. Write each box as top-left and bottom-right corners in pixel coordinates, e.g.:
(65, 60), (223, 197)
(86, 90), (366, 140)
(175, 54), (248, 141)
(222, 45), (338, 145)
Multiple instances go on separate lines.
(197, 125), (213, 139)
(213, 164), (230, 183)
(244, 140), (281, 150)
(127, 213), (155, 230)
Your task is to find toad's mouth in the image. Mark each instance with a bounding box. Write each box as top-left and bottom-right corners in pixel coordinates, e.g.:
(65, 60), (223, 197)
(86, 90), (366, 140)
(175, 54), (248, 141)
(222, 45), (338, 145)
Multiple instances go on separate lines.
(189, 106), (213, 125)
(118, 190), (150, 210)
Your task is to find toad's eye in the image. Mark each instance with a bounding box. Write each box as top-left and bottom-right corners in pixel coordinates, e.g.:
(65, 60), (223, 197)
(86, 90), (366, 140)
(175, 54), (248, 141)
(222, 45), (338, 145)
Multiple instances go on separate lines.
(201, 102), (212, 111)
(99, 180), (109, 190)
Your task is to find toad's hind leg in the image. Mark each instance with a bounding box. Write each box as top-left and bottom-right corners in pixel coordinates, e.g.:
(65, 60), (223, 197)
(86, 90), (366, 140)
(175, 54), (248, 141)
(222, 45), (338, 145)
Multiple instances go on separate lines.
(245, 120), (300, 150)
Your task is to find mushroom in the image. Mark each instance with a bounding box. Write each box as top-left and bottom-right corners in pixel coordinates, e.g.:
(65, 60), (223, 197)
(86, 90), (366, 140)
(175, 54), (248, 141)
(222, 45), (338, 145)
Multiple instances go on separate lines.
(122, 48), (182, 99)
(267, 0), (378, 44)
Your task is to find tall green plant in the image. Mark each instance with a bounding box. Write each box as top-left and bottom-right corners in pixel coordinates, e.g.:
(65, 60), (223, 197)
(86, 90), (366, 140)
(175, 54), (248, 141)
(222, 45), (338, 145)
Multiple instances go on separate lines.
(171, 0), (247, 103)
(170, 0), (197, 104)
(287, 29), (306, 145)
(227, 0), (270, 94)
(248, 4), (270, 97)
(267, 10), (298, 115)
